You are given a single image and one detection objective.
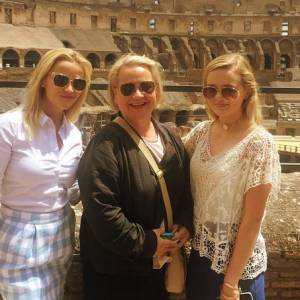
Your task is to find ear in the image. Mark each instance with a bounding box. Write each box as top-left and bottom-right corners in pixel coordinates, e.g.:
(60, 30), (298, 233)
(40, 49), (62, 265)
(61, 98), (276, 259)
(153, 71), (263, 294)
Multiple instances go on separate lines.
(112, 86), (119, 109)
(41, 77), (46, 88)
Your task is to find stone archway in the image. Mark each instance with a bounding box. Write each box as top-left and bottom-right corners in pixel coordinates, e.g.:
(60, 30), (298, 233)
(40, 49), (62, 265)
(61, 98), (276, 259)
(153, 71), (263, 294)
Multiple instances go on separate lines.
(2, 49), (20, 67)
(280, 54), (291, 69)
(170, 37), (188, 71)
(243, 39), (258, 69)
(279, 39), (293, 68)
(206, 39), (221, 60)
(105, 53), (117, 69)
(224, 39), (239, 53)
(189, 39), (204, 68)
(261, 39), (275, 70)
(24, 50), (41, 67)
(131, 37), (144, 55)
(87, 53), (100, 69)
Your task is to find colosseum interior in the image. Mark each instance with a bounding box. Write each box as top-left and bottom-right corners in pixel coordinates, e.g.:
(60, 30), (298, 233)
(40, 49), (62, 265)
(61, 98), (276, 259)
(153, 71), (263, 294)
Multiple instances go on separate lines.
(0, 1), (299, 300)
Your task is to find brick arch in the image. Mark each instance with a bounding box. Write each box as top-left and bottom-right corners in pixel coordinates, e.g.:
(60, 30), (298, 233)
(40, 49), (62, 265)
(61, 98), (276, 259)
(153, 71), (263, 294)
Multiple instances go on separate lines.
(279, 39), (293, 69)
(87, 53), (100, 69)
(169, 37), (188, 70)
(243, 39), (259, 69)
(188, 38), (203, 68)
(131, 36), (145, 55)
(24, 49), (41, 67)
(104, 53), (117, 69)
(260, 39), (275, 70)
(224, 39), (239, 52)
(151, 37), (166, 53)
(2, 48), (20, 67)
(206, 39), (221, 59)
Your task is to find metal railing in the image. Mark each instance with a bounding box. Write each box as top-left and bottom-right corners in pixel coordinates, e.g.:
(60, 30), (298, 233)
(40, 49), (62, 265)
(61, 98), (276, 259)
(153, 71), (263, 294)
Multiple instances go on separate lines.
(2, 80), (300, 94)
(277, 144), (300, 154)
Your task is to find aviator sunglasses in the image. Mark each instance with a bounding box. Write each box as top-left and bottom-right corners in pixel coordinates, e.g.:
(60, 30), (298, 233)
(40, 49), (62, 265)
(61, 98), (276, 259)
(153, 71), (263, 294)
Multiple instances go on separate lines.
(119, 81), (156, 96)
(202, 85), (239, 100)
(51, 72), (87, 91)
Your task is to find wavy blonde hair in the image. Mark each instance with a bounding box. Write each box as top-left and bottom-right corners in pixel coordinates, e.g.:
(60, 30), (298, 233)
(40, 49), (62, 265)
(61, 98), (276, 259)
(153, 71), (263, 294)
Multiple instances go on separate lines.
(108, 53), (164, 111)
(23, 48), (92, 138)
(203, 53), (262, 125)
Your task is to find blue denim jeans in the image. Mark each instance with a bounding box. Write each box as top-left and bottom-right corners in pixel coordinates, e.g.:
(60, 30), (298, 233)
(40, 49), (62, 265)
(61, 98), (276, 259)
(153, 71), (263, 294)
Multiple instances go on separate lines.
(186, 250), (265, 300)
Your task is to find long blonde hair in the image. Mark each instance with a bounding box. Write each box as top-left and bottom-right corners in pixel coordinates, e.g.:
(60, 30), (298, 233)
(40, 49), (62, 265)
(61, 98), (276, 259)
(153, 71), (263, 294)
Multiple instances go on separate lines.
(108, 53), (164, 111)
(203, 53), (262, 125)
(23, 48), (92, 138)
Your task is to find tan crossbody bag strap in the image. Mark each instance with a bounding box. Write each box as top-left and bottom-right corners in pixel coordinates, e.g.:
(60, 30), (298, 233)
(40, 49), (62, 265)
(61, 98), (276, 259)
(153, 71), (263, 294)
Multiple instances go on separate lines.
(114, 117), (173, 231)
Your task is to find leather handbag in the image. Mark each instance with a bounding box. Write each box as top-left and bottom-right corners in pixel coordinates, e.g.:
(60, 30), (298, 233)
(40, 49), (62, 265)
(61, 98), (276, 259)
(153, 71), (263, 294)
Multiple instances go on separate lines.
(114, 117), (186, 294)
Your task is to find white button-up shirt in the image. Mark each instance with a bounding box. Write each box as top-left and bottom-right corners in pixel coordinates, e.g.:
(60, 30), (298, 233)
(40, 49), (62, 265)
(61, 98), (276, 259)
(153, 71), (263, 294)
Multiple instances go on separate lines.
(0, 108), (82, 212)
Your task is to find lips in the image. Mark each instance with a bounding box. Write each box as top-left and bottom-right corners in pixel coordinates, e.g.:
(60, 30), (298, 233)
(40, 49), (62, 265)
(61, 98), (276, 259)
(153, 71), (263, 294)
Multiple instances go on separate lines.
(215, 103), (228, 108)
(130, 102), (147, 107)
(61, 95), (77, 101)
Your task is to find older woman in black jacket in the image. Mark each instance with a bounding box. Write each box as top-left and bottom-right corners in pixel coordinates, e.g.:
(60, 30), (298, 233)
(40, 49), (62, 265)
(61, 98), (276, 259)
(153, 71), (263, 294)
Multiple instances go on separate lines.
(78, 54), (193, 300)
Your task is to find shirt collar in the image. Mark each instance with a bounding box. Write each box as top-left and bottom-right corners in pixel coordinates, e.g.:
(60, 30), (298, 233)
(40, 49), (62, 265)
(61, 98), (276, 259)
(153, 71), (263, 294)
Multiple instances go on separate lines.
(39, 111), (69, 133)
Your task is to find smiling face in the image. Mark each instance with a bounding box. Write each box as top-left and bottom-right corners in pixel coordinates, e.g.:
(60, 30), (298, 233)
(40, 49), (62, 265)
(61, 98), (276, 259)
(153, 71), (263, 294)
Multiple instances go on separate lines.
(113, 65), (157, 123)
(41, 60), (85, 118)
(205, 67), (249, 121)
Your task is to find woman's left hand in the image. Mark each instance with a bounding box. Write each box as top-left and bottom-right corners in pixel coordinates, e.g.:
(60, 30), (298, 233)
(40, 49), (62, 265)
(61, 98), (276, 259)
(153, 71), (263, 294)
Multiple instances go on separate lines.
(172, 224), (190, 249)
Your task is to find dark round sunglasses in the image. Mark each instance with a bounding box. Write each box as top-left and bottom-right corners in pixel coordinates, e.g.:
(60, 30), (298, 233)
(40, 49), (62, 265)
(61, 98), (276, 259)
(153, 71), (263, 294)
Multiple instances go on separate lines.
(202, 86), (239, 100)
(119, 81), (155, 96)
(52, 73), (87, 91)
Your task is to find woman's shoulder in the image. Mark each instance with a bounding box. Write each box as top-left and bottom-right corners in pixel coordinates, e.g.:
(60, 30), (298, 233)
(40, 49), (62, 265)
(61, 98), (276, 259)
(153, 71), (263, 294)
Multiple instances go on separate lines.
(183, 120), (211, 142)
(0, 107), (23, 132)
(245, 126), (278, 158)
(193, 120), (211, 132)
(249, 126), (275, 147)
(0, 107), (23, 123)
(88, 121), (125, 149)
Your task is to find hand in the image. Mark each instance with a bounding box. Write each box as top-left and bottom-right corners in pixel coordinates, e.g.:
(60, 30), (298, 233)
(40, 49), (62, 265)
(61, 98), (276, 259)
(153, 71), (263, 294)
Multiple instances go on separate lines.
(152, 228), (178, 257)
(172, 224), (190, 250)
(220, 282), (240, 300)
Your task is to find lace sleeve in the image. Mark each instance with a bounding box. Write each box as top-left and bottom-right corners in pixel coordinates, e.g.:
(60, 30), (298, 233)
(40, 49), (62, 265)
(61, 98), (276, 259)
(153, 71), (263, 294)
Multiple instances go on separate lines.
(245, 130), (281, 201)
(182, 121), (210, 157)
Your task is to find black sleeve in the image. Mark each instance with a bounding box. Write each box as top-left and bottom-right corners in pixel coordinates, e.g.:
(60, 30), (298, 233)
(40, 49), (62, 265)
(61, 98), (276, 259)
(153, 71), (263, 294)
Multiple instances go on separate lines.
(163, 126), (194, 236)
(174, 142), (194, 236)
(78, 133), (157, 261)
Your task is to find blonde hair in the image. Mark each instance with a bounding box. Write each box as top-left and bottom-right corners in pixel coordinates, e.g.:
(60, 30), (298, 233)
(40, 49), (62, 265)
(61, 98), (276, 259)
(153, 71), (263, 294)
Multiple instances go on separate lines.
(23, 48), (92, 138)
(203, 53), (262, 125)
(108, 53), (164, 111)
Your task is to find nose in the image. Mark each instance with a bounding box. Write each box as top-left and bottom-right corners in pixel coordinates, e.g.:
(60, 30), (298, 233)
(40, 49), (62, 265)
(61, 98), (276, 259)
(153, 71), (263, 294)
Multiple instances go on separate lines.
(64, 81), (75, 93)
(132, 87), (143, 97)
(214, 89), (225, 100)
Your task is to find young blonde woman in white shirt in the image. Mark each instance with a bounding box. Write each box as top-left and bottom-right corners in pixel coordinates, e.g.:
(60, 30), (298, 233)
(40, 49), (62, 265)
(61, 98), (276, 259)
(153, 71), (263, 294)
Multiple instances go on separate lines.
(184, 53), (280, 300)
(0, 48), (92, 300)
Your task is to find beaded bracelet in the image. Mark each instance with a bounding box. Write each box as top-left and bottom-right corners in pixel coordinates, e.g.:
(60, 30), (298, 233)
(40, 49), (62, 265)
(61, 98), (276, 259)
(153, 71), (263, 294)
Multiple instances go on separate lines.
(222, 294), (239, 300)
(223, 282), (239, 291)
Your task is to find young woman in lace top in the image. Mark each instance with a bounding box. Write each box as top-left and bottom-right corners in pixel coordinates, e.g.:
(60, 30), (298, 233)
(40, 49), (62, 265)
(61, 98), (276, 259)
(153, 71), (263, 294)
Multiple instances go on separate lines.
(184, 53), (281, 300)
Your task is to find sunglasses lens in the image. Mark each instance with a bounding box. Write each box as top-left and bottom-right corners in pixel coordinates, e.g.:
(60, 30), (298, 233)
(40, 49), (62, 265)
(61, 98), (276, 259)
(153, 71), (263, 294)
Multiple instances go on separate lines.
(120, 83), (135, 96)
(140, 81), (155, 94)
(73, 79), (86, 91)
(53, 74), (69, 87)
(203, 86), (217, 99)
(222, 87), (238, 99)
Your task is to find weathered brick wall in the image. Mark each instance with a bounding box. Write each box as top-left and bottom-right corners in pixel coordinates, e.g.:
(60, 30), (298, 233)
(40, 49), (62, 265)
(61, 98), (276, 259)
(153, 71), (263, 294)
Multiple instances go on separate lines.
(265, 252), (300, 300)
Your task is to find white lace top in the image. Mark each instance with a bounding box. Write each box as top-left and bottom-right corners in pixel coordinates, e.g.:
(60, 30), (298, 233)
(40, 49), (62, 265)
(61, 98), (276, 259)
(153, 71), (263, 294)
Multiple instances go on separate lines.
(184, 120), (281, 280)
